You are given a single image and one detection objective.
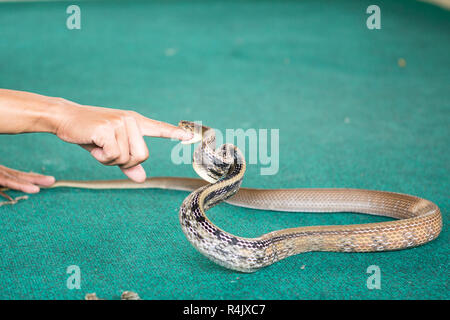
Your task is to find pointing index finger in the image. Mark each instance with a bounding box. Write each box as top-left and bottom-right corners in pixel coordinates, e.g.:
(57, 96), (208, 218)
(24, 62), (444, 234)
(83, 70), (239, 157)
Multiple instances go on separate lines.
(138, 117), (193, 141)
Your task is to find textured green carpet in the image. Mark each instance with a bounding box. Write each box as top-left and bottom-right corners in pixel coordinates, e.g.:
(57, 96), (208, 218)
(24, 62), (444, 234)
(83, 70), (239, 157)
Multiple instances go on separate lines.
(0, 0), (448, 299)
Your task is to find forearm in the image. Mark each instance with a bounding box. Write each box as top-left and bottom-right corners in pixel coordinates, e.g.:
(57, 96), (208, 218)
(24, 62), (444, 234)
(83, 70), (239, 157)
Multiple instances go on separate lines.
(0, 89), (65, 134)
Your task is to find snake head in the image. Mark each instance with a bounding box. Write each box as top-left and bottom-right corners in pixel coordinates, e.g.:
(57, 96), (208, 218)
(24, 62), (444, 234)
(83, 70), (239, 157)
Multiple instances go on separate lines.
(178, 120), (211, 145)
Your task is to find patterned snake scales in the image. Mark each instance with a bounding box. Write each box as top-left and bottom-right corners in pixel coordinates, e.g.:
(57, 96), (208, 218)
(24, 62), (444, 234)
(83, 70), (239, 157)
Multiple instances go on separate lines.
(1, 121), (442, 272)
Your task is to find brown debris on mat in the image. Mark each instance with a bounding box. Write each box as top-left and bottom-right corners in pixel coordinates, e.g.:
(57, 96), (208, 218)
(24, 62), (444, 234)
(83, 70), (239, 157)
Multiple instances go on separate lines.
(85, 293), (103, 300)
(84, 291), (141, 300)
(398, 58), (407, 67)
(0, 192), (29, 207)
(121, 291), (141, 300)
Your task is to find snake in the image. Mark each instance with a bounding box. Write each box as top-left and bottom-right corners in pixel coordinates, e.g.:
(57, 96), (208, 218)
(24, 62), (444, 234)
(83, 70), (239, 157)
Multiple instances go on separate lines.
(0, 121), (442, 272)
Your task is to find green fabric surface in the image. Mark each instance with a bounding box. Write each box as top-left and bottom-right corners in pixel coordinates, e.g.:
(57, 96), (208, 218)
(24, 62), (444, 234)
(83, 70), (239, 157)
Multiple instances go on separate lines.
(0, 0), (448, 299)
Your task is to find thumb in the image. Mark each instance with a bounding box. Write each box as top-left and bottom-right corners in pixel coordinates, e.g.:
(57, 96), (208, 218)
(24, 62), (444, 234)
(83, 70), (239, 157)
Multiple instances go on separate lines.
(120, 164), (147, 183)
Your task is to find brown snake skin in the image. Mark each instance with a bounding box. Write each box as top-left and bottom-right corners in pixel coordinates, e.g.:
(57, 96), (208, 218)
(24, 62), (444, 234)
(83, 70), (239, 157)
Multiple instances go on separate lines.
(32, 176), (442, 272)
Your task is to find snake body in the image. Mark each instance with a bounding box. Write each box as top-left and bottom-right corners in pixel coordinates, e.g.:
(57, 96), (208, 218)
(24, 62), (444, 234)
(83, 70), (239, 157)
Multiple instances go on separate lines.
(2, 121), (442, 272)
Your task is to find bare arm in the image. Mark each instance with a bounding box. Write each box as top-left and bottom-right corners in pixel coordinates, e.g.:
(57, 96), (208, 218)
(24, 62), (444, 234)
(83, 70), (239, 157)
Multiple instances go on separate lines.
(0, 89), (192, 192)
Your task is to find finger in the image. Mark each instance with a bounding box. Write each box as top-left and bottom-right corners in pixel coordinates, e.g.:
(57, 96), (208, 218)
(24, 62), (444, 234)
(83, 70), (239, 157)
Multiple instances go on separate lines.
(0, 174), (40, 193)
(120, 164), (146, 183)
(138, 118), (193, 141)
(0, 166), (55, 187)
(120, 117), (149, 169)
(90, 127), (121, 165)
(11, 170), (55, 186)
(112, 124), (130, 166)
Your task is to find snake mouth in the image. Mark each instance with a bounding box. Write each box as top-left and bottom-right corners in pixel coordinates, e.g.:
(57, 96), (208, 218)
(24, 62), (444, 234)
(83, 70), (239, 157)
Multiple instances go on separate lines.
(178, 120), (211, 145)
(181, 134), (202, 145)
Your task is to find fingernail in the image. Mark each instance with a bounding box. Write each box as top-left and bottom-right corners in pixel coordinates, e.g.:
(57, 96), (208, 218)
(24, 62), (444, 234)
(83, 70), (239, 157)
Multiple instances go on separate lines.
(44, 176), (56, 185)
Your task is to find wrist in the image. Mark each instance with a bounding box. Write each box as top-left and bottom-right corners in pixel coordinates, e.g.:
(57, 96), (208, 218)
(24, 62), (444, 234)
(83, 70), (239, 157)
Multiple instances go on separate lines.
(28, 95), (81, 135)
(43, 97), (76, 135)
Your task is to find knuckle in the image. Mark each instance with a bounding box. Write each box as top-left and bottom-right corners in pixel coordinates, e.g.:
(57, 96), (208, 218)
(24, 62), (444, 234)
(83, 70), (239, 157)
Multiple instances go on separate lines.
(113, 117), (126, 129)
(106, 150), (121, 161)
(101, 121), (114, 130)
(136, 149), (149, 162)
(52, 97), (70, 105)
(126, 110), (140, 118)
(100, 116), (124, 130)
(118, 154), (130, 165)
(123, 115), (137, 125)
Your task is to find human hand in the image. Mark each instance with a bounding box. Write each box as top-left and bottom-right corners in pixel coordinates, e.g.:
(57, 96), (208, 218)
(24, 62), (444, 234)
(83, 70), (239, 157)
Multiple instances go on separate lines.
(53, 100), (193, 182)
(0, 165), (55, 194)
(0, 90), (190, 183)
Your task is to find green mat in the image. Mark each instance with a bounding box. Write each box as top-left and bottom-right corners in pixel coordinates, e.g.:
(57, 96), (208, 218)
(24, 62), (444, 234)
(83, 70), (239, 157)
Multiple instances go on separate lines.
(0, 0), (448, 299)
